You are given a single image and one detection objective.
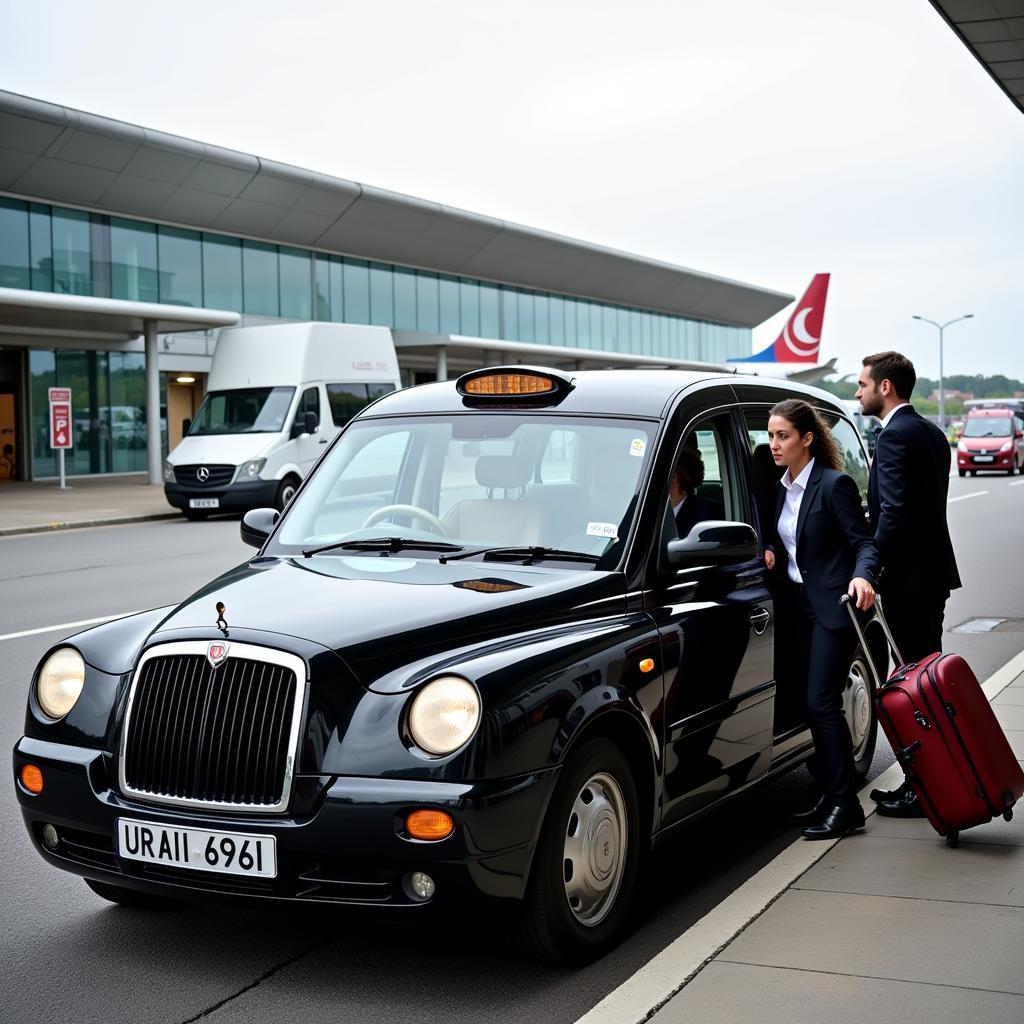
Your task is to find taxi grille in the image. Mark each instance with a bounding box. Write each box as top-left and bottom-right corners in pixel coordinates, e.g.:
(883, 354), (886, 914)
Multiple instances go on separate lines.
(174, 464), (235, 488)
(122, 652), (299, 810)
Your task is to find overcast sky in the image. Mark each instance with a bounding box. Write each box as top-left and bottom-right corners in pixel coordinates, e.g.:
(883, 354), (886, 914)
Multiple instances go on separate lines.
(3, 0), (1022, 380)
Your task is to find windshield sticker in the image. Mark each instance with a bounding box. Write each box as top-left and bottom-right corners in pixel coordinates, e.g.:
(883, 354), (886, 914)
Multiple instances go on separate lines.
(629, 439), (646, 457)
(586, 522), (619, 540)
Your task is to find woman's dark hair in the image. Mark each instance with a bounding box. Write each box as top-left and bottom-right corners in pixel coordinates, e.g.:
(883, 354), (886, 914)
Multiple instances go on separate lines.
(769, 399), (842, 471)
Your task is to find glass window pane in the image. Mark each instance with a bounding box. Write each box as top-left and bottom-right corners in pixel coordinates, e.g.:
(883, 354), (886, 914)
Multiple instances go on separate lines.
(0, 197), (30, 289)
(459, 279), (480, 336)
(52, 208), (91, 295)
(326, 383), (370, 426)
(242, 240), (279, 316)
(109, 352), (147, 472)
(549, 296), (565, 344)
(314, 255), (330, 320)
(393, 267), (416, 330)
(343, 258), (370, 323)
(329, 257), (344, 322)
(157, 226), (202, 307)
(479, 283), (499, 339)
(565, 298), (578, 345)
(439, 275), (460, 333)
(29, 203), (53, 292)
(202, 234), (242, 311)
(500, 287), (517, 339)
(534, 294), (549, 344)
(369, 262), (393, 326)
(416, 272), (439, 332)
(110, 218), (158, 302)
(589, 303), (603, 347)
(280, 246), (312, 319)
(517, 291), (535, 343)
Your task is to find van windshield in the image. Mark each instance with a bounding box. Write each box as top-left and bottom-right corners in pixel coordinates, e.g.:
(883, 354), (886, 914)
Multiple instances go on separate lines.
(188, 387), (295, 435)
(963, 416), (1012, 438)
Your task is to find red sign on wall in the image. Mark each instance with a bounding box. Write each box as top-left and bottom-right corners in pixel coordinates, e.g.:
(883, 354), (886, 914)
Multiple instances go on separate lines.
(48, 387), (73, 449)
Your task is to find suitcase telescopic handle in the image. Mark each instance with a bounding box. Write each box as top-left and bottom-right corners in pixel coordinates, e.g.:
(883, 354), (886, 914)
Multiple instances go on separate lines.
(839, 593), (905, 683)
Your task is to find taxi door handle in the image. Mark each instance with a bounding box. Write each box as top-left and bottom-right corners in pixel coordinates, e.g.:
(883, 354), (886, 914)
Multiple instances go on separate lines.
(749, 608), (770, 635)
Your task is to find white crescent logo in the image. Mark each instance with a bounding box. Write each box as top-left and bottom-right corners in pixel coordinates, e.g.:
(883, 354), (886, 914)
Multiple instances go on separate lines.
(781, 306), (820, 358)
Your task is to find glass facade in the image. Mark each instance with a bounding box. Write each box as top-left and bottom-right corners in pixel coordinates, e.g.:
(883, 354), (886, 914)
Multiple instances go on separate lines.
(28, 348), (166, 478)
(0, 196), (751, 361)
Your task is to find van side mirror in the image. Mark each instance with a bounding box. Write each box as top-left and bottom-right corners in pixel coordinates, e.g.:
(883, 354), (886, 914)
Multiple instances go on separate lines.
(665, 520), (758, 568)
(182, 418), (191, 436)
(241, 507), (279, 549)
(291, 411), (319, 439)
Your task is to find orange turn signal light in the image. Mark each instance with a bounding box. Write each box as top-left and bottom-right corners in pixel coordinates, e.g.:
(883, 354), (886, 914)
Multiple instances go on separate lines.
(20, 764), (44, 795)
(462, 373), (555, 396)
(639, 658), (655, 674)
(406, 809), (454, 841)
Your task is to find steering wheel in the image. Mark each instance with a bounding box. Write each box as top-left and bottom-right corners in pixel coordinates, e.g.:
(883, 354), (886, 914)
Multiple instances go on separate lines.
(362, 504), (451, 537)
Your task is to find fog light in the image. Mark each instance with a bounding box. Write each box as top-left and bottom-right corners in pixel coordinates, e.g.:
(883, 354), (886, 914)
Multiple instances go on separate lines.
(404, 871), (436, 902)
(41, 824), (59, 851)
(20, 764), (44, 795)
(406, 809), (454, 841)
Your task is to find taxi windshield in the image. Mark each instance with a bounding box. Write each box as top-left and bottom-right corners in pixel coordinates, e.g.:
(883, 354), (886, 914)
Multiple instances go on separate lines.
(274, 414), (657, 566)
(188, 387), (295, 435)
(963, 416), (1012, 438)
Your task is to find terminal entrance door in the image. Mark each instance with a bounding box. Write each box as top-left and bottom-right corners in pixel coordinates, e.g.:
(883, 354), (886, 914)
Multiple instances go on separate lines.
(0, 347), (25, 481)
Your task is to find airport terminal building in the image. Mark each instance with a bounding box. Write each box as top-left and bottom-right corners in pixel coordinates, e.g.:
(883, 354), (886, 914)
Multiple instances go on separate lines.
(0, 90), (792, 482)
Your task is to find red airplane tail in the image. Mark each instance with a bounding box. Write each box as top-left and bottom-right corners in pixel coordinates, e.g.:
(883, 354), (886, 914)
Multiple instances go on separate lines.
(734, 273), (830, 364)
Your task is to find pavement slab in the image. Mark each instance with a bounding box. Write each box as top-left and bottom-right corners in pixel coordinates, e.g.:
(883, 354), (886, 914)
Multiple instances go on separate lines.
(1004, 730), (1024, 758)
(718, 889), (1024, 994)
(994, 704), (1024, 730)
(650, 961), (1024, 1024)
(867, 809), (1024, 847)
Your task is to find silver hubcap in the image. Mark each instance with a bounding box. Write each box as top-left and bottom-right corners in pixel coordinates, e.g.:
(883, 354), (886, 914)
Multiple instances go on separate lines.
(562, 771), (627, 927)
(844, 656), (873, 760)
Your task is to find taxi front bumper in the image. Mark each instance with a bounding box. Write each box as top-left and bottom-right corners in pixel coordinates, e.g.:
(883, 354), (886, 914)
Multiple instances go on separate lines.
(13, 736), (558, 910)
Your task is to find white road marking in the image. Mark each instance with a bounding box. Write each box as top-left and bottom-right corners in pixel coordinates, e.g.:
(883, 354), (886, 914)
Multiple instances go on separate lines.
(1011, 481), (1024, 487)
(573, 649), (1024, 1024)
(0, 612), (141, 643)
(947, 490), (987, 503)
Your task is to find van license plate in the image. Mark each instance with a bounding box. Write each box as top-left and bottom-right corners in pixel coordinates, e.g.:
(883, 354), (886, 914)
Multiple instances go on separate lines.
(116, 818), (276, 877)
(974, 455), (994, 463)
(189, 498), (220, 508)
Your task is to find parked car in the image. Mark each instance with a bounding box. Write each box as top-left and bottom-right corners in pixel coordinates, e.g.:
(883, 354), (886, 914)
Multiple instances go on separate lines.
(15, 367), (887, 963)
(956, 407), (1024, 476)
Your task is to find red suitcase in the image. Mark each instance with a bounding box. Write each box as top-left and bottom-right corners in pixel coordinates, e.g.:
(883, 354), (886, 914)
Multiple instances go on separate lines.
(844, 595), (1024, 845)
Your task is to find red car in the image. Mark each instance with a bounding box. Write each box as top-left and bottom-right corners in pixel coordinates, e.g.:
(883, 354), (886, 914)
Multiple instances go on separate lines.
(957, 408), (1024, 476)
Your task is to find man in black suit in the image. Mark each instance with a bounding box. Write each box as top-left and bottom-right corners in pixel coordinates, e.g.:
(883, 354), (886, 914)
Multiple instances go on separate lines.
(856, 350), (962, 817)
(670, 447), (723, 538)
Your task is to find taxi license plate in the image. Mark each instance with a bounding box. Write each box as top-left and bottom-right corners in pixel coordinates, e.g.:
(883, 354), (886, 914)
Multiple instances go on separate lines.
(116, 818), (276, 878)
(974, 455), (994, 463)
(189, 498), (220, 509)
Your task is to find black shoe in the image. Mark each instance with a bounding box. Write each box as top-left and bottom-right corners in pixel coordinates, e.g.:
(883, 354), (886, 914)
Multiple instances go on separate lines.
(875, 785), (926, 818)
(801, 803), (866, 840)
(789, 795), (827, 824)
(870, 779), (914, 804)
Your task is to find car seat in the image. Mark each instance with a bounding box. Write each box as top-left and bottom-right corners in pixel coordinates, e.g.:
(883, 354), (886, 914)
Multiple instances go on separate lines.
(443, 454), (544, 544)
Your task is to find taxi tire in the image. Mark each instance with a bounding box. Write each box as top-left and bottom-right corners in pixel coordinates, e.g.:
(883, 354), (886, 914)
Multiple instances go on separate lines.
(516, 738), (640, 964)
(85, 878), (177, 909)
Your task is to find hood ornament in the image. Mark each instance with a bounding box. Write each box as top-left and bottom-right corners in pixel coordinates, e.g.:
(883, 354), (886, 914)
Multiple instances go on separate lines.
(215, 601), (229, 636)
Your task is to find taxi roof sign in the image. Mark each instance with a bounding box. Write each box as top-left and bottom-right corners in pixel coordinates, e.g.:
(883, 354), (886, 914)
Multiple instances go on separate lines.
(456, 366), (573, 402)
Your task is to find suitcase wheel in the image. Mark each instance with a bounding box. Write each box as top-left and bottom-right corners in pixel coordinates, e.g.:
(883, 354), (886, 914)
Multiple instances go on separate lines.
(1003, 808), (1013, 823)
(945, 831), (960, 848)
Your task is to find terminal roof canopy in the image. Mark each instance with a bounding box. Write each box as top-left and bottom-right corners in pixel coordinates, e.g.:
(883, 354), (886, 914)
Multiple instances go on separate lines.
(0, 90), (792, 329)
(930, 0), (1024, 114)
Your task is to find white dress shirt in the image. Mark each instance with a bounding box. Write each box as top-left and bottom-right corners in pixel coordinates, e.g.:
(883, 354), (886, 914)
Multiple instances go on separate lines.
(778, 457), (815, 584)
(672, 495), (686, 518)
(879, 402), (911, 430)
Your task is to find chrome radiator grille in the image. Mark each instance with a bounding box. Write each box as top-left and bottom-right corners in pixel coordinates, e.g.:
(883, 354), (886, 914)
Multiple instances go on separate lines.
(120, 643), (304, 813)
(174, 464), (235, 487)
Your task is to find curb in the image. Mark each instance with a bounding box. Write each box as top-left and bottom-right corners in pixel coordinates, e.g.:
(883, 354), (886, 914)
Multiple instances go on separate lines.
(0, 511), (180, 537)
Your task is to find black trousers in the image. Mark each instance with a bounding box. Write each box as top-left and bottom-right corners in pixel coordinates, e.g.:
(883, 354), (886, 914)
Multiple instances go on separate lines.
(793, 587), (858, 808)
(882, 589), (949, 664)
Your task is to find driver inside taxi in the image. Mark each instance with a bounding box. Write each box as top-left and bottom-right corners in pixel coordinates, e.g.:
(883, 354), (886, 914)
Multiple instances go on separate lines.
(669, 446), (724, 538)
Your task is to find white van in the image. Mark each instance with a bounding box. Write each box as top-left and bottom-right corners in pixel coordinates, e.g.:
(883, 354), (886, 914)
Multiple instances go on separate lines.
(163, 323), (401, 519)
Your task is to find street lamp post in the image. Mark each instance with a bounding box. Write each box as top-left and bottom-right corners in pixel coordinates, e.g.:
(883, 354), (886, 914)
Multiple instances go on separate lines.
(911, 314), (974, 429)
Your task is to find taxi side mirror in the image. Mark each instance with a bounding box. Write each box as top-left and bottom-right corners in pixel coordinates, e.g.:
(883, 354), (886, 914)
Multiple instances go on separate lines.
(241, 507), (279, 549)
(666, 520), (758, 568)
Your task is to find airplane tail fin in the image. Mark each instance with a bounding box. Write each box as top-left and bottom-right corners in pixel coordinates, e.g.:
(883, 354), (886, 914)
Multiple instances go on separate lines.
(734, 273), (830, 364)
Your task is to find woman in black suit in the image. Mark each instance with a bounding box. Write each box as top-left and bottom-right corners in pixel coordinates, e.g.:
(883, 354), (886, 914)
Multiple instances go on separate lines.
(764, 399), (880, 839)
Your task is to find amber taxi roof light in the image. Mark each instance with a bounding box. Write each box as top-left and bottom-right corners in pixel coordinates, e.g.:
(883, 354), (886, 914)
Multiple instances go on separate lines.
(456, 366), (572, 402)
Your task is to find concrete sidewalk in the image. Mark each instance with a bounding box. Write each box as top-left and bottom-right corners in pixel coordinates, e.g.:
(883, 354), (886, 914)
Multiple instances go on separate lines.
(0, 475), (178, 536)
(652, 673), (1024, 1023)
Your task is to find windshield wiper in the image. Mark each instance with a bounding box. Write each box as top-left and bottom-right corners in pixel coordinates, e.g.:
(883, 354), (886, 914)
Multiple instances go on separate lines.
(440, 545), (600, 566)
(303, 537), (465, 558)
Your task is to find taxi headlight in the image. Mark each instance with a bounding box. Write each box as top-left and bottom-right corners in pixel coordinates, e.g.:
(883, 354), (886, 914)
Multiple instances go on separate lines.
(408, 676), (480, 756)
(240, 458), (267, 478)
(36, 648), (86, 720)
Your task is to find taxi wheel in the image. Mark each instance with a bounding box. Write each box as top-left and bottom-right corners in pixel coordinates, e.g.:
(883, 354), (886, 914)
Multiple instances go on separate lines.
(517, 738), (640, 964)
(844, 646), (878, 779)
(85, 878), (176, 909)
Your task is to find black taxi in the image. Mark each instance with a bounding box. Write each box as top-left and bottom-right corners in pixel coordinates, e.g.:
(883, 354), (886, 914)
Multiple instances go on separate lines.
(13, 367), (886, 963)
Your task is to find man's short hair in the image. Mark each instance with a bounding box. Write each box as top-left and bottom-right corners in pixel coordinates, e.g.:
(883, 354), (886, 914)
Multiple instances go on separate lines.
(673, 446), (705, 490)
(863, 351), (916, 400)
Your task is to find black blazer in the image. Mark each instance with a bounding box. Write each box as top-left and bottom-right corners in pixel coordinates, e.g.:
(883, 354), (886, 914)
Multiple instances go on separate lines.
(868, 406), (961, 595)
(675, 494), (724, 538)
(769, 462), (880, 631)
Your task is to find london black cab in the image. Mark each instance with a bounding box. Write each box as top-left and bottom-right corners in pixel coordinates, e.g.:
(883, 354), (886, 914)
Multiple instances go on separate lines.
(956, 406), (1024, 476)
(13, 367), (886, 964)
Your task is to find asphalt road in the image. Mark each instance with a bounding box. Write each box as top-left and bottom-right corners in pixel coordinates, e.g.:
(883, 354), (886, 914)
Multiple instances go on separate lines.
(2, 465), (1022, 1024)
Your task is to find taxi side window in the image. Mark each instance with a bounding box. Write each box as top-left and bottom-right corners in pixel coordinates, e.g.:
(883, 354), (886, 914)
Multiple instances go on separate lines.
(822, 413), (869, 507)
(672, 415), (743, 526)
(297, 386), (321, 428)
